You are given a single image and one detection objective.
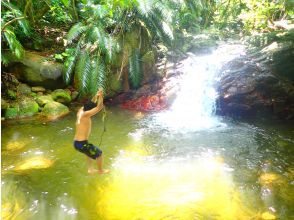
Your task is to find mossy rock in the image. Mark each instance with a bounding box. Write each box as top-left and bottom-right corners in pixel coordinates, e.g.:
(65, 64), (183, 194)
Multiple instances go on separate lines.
(36, 95), (54, 107)
(30, 92), (37, 97)
(7, 90), (17, 100)
(17, 83), (31, 95)
(42, 101), (69, 119)
(4, 98), (39, 119)
(51, 89), (71, 104)
(31, 86), (46, 92)
(18, 98), (39, 117)
(1, 99), (9, 110)
(5, 107), (19, 119)
(6, 51), (65, 89)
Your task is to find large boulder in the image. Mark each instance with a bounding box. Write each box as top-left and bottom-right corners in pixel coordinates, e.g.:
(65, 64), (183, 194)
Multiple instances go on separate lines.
(7, 51), (65, 89)
(41, 101), (69, 119)
(216, 54), (294, 119)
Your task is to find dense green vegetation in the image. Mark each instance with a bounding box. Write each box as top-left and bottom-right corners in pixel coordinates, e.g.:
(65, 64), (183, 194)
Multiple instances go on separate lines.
(2, 0), (293, 96)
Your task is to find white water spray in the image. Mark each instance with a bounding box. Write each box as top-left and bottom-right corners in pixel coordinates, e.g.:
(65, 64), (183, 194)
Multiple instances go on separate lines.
(154, 43), (245, 132)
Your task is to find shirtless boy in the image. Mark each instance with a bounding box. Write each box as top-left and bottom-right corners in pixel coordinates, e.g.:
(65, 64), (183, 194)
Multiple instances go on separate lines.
(73, 89), (109, 174)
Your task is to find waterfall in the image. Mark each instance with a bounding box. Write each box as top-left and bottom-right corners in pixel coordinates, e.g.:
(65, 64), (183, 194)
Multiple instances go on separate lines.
(153, 43), (245, 132)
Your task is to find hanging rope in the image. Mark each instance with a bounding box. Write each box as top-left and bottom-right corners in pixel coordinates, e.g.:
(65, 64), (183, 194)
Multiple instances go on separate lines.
(98, 106), (107, 146)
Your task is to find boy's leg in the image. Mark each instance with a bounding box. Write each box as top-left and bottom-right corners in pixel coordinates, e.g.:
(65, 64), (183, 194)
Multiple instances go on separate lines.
(96, 155), (109, 174)
(86, 156), (96, 174)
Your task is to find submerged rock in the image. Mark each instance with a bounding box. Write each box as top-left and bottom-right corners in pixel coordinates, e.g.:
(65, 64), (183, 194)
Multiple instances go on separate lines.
(14, 157), (54, 171)
(1, 201), (22, 220)
(261, 212), (276, 220)
(5, 140), (29, 151)
(41, 101), (69, 119)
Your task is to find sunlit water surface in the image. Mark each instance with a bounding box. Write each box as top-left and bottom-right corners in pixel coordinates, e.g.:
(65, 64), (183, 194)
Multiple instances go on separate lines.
(2, 44), (294, 220)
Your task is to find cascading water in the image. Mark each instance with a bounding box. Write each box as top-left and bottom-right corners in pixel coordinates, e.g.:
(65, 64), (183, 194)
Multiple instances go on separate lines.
(153, 43), (246, 132)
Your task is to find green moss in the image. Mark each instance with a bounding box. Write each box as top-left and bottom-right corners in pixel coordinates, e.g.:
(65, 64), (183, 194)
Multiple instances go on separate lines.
(7, 90), (17, 100)
(19, 100), (39, 117)
(5, 107), (19, 119)
(42, 101), (69, 119)
(36, 95), (53, 107)
(30, 92), (37, 97)
(51, 89), (71, 104)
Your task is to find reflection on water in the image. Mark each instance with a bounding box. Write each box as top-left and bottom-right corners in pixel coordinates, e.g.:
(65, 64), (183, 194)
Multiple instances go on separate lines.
(99, 148), (253, 220)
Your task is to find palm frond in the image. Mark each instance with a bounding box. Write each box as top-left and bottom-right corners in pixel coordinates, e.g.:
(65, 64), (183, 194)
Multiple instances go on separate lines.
(104, 36), (119, 63)
(89, 56), (107, 95)
(63, 42), (81, 85)
(67, 22), (88, 45)
(3, 26), (25, 59)
(148, 7), (173, 46)
(75, 50), (92, 95)
(128, 49), (142, 89)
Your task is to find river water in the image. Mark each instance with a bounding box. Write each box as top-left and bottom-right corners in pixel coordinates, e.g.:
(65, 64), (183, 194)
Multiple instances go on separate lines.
(2, 44), (294, 220)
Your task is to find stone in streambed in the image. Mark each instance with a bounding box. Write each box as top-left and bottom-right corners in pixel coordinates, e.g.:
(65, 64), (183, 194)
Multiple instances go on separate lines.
(42, 101), (69, 119)
(17, 83), (31, 95)
(31, 86), (46, 92)
(4, 98), (39, 119)
(4, 107), (18, 119)
(35, 95), (54, 107)
(5, 140), (30, 151)
(18, 98), (39, 117)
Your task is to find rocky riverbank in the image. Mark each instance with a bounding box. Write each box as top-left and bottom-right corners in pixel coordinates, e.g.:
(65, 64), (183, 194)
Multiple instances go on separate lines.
(216, 35), (294, 120)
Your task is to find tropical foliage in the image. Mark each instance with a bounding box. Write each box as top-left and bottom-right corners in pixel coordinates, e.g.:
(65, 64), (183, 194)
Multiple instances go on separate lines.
(1, 0), (293, 95)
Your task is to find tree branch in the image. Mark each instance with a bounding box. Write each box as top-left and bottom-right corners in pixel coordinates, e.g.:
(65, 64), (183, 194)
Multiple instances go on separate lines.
(2, 17), (26, 31)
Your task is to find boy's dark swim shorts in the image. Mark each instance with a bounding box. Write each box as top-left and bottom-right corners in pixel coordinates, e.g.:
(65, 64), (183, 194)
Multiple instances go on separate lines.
(74, 140), (102, 159)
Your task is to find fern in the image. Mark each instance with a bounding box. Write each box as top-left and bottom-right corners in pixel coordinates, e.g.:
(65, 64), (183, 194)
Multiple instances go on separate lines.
(67, 22), (88, 45)
(75, 50), (92, 95)
(63, 42), (81, 85)
(128, 49), (142, 89)
(89, 56), (107, 95)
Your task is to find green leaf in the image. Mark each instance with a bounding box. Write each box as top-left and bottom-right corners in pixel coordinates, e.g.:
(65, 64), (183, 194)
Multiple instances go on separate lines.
(63, 43), (81, 85)
(89, 56), (106, 95)
(61, 0), (70, 7)
(128, 49), (142, 89)
(67, 22), (88, 44)
(3, 26), (24, 59)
